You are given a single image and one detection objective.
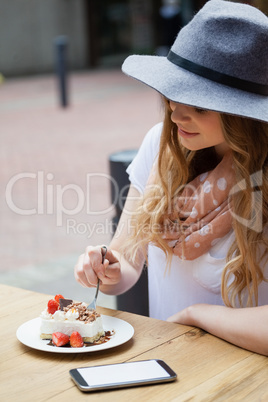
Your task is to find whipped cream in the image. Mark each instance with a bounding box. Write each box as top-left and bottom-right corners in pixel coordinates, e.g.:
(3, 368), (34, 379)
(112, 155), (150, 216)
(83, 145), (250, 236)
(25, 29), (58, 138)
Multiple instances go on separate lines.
(65, 308), (79, 321)
(53, 310), (65, 321)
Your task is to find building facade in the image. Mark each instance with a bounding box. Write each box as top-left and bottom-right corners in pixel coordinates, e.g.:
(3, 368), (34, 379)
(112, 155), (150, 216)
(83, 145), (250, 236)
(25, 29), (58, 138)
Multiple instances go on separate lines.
(0, 0), (266, 77)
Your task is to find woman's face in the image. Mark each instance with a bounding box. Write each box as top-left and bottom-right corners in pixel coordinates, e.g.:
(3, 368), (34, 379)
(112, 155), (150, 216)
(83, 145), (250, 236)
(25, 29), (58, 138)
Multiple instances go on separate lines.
(169, 101), (230, 157)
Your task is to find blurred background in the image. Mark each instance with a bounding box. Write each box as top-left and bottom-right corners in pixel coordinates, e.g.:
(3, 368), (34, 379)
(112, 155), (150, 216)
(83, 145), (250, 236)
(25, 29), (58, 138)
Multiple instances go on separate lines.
(1, 0), (266, 77)
(0, 0), (267, 310)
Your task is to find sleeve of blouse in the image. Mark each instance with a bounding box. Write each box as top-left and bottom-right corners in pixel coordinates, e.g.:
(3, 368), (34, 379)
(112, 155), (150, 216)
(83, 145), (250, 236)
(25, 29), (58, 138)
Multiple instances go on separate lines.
(126, 122), (163, 194)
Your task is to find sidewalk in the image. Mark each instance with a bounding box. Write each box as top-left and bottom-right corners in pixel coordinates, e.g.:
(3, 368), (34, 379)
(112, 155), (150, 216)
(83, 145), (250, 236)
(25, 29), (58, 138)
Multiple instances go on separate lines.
(0, 69), (161, 307)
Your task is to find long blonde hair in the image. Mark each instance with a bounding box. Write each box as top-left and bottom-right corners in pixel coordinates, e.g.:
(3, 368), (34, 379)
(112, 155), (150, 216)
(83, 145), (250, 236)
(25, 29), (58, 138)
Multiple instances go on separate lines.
(123, 98), (268, 307)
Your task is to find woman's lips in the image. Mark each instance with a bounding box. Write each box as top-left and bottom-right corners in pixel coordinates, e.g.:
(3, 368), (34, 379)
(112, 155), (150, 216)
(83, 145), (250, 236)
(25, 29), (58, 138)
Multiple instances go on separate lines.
(177, 126), (199, 138)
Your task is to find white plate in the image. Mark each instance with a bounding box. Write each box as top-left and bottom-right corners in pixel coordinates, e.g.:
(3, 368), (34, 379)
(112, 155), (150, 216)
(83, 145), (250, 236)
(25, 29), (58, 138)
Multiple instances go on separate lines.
(16, 316), (134, 354)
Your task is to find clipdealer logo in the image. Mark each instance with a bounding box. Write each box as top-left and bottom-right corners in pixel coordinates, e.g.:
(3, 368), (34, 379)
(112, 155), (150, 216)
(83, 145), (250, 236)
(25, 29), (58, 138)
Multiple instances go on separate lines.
(5, 170), (264, 233)
(5, 171), (132, 227)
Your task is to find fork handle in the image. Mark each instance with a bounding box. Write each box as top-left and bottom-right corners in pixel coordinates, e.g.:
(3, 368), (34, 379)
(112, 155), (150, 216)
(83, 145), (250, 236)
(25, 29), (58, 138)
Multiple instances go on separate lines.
(95, 247), (107, 298)
(101, 246), (108, 263)
(95, 278), (100, 300)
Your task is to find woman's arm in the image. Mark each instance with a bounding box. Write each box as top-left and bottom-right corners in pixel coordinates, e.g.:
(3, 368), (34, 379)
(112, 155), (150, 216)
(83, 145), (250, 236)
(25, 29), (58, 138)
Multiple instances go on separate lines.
(167, 304), (268, 356)
(74, 185), (146, 295)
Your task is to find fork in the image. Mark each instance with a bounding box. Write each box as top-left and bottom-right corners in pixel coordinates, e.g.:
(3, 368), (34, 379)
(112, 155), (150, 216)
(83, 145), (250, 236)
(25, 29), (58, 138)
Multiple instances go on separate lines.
(87, 246), (107, 310)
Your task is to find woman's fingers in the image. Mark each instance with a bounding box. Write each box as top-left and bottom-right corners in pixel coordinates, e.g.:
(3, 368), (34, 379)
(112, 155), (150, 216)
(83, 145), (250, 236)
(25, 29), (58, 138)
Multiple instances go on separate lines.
(74, 253), (92, 287)
(74, 246), (121, 288)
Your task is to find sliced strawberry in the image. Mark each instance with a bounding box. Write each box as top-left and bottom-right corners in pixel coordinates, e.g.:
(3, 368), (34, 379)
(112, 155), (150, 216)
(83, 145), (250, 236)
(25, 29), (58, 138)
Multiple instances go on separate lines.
(70, 331), (84, 348)
(47, 299), (59, 314)
(54, 294), (64, 303)
(52, 332), (70, 347)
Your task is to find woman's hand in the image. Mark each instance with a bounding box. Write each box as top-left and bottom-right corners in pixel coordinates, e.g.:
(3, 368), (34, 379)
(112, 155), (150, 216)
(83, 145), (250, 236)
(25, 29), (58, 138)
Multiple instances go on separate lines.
(167, 306), (194, 326)
(167, 304), (268, 356)
(74, 246), (121, 288)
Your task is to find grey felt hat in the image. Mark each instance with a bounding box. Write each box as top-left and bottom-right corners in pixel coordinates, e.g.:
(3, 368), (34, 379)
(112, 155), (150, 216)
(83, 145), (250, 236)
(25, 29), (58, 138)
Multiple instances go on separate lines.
(122, 0), (268, 123)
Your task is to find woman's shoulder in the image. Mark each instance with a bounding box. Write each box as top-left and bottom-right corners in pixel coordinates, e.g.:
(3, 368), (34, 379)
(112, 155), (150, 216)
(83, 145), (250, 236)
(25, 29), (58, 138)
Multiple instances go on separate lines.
(126, 122), (163, 192)
(141, 122), (163, 149)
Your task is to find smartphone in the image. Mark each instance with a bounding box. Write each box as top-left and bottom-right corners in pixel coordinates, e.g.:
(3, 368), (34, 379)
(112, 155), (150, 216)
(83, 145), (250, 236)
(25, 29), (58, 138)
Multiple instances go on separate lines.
(69, 359), (177, 392)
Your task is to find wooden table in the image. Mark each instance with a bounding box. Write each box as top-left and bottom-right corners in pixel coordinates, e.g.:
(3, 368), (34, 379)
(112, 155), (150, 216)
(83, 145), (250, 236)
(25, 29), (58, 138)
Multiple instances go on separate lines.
(1, 284), (267, 401)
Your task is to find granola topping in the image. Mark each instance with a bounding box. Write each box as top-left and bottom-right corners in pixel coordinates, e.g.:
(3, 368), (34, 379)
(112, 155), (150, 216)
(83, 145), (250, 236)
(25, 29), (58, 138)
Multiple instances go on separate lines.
(64, 302), (100, 324)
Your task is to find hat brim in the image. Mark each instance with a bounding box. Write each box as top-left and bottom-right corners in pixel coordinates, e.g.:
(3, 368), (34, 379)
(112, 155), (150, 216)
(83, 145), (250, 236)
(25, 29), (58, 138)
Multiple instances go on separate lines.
(122, 55), (268, 123)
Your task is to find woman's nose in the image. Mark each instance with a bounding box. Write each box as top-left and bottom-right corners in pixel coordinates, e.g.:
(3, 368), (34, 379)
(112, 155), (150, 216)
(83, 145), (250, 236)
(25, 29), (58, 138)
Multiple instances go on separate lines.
(170, 101), (191, 124)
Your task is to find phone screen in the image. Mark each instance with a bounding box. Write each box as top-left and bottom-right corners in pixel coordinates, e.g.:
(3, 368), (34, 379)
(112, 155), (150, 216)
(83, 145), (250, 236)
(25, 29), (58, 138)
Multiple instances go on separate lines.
(70, 359), (177, 391)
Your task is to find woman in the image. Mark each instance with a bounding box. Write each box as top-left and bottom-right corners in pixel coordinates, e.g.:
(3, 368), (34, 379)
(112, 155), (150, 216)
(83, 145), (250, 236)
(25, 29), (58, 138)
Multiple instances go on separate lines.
(75, 0), (268, 355)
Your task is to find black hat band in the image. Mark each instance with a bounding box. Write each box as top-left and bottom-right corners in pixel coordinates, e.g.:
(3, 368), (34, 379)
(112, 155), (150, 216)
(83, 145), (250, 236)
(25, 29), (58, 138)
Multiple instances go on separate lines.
(167, 51), (268, 96)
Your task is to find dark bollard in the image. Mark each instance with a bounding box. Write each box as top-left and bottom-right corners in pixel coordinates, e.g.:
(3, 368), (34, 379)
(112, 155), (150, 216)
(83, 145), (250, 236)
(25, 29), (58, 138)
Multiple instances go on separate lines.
(54, 36), (69, 108)
(109, 150), (149, 317)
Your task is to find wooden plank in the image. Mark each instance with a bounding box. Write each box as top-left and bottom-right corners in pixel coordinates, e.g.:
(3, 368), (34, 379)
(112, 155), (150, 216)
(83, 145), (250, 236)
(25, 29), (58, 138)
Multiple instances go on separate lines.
(1, 285), (266, 402)
(177, 353), (268, 401)
(46, 332), (268, 402)
(0, 285), (190, 401)
(1, 324), (186, 401)
(85, 329), (256, 401)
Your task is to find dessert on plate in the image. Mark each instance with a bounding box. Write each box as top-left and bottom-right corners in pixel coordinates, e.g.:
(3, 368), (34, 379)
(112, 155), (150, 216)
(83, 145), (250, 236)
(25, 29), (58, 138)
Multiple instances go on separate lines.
(40, 295), (105, 345)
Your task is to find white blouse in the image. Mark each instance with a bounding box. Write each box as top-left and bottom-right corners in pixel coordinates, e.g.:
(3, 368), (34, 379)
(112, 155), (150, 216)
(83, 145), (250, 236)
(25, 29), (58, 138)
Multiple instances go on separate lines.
(127, 123), (268, 320)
